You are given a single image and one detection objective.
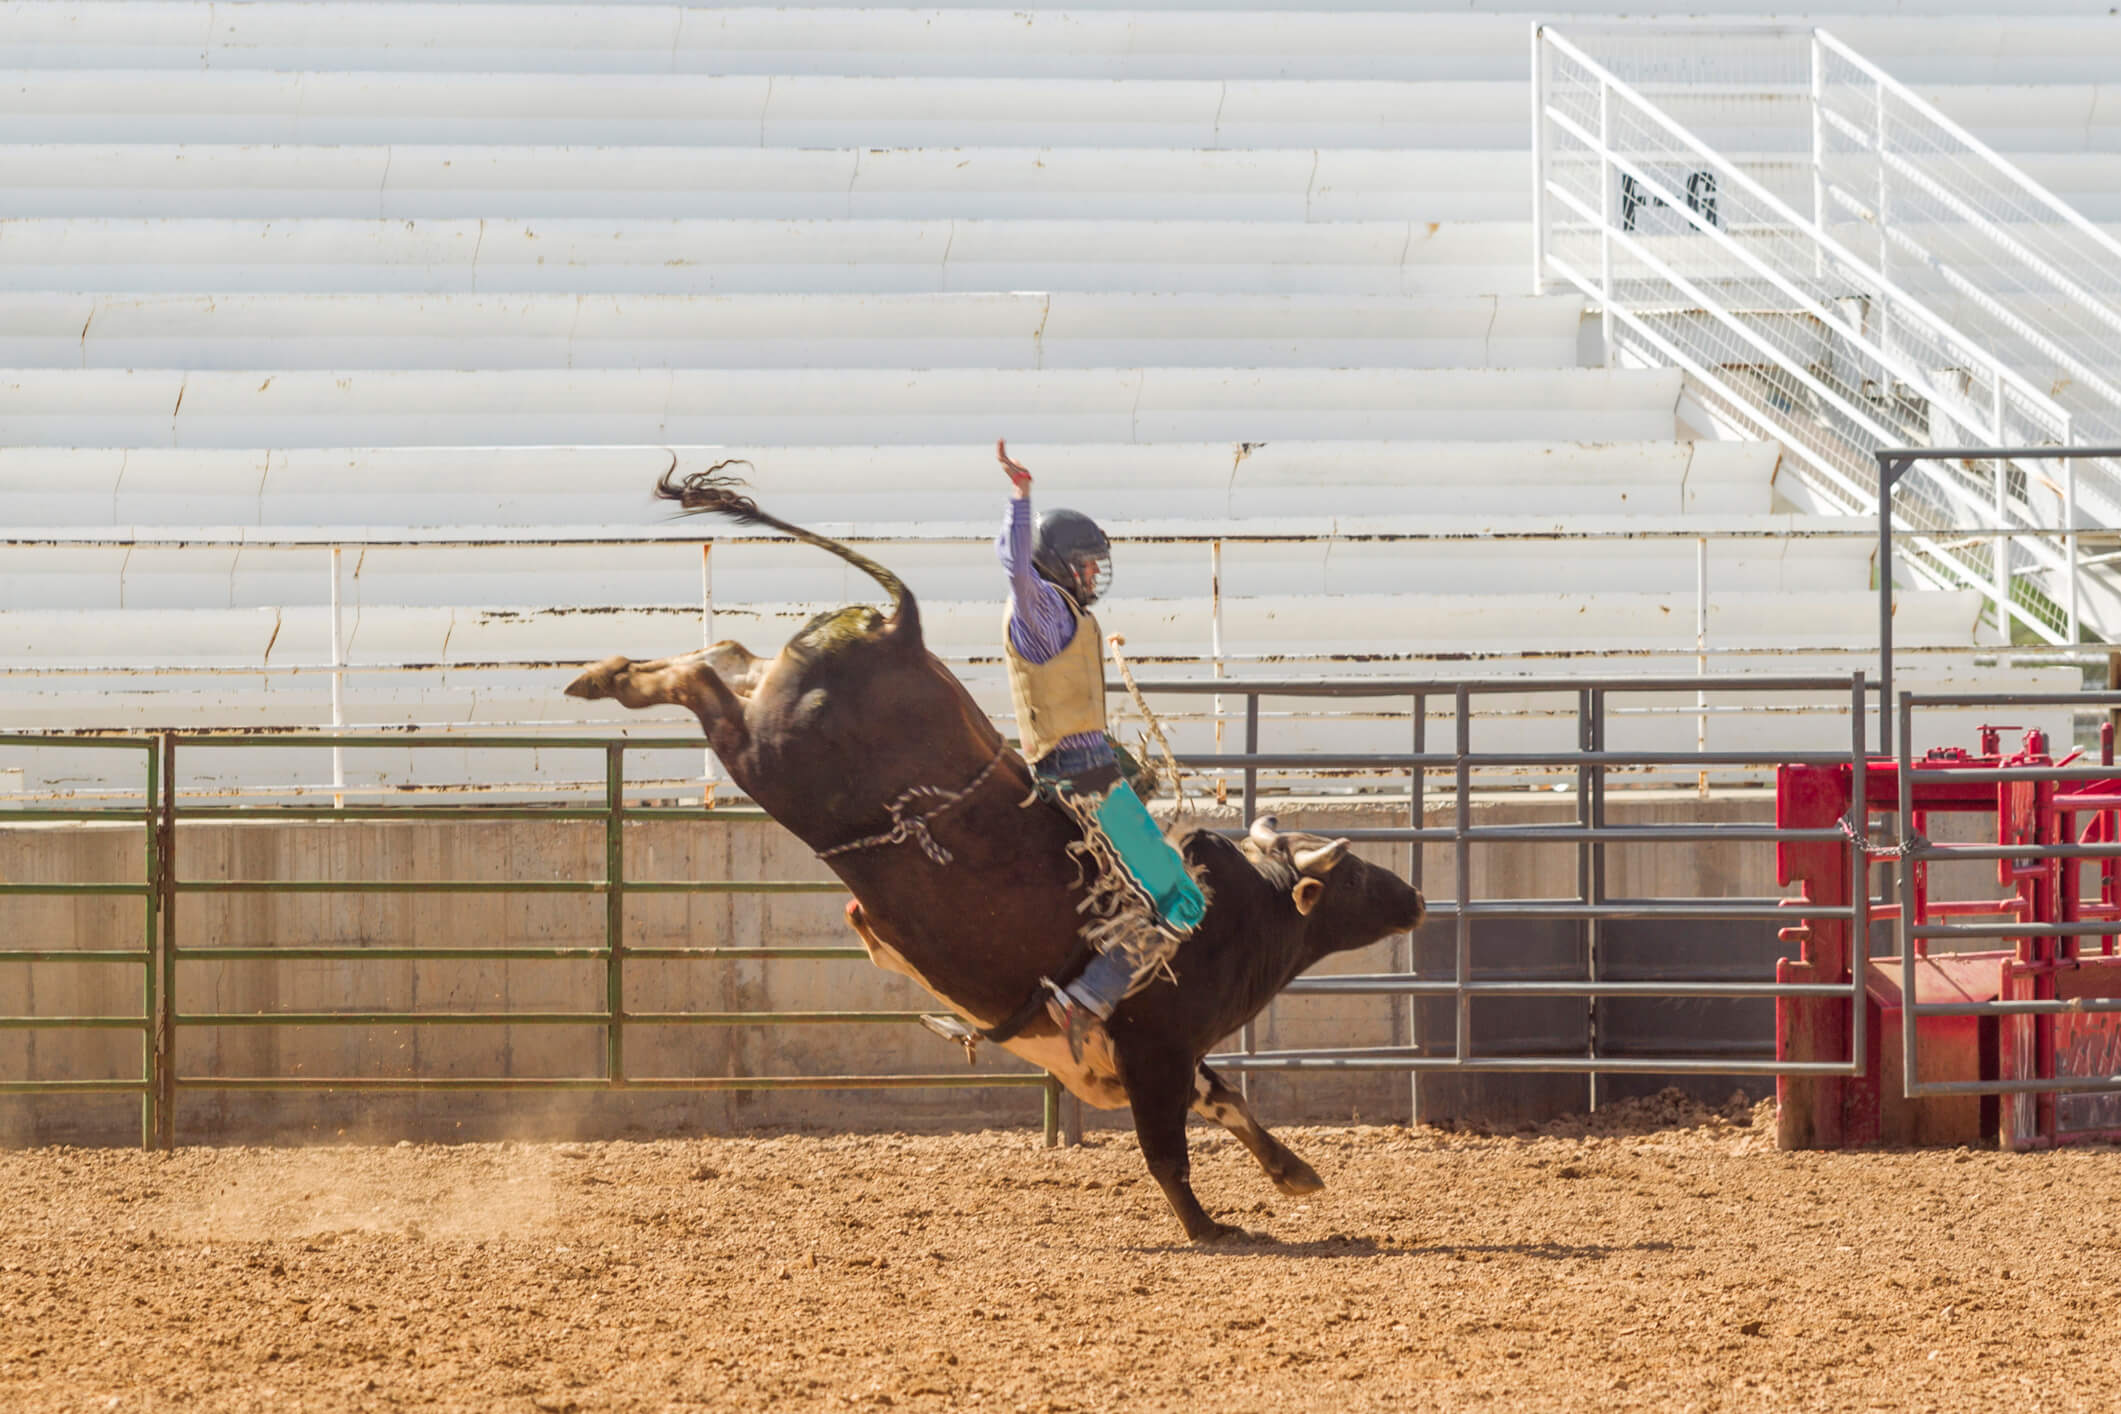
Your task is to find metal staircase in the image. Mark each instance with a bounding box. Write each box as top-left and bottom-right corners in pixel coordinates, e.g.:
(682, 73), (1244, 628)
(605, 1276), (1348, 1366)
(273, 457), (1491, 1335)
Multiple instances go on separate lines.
(1535, 22), (2121, 645)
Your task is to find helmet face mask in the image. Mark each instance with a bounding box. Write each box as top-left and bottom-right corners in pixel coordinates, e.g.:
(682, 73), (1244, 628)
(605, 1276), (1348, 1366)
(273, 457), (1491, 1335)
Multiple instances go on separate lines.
(1069, 551), (1114, 607)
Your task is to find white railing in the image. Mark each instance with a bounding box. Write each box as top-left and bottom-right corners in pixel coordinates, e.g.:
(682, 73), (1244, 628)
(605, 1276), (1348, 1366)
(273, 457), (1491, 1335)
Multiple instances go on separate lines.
(0, 521), (2089, 761)
(0, 518), (2065, 687)
(1813, 32), (2121, 448)
(0, 518), (2090, 802)
(1533, 23), (2121, 647)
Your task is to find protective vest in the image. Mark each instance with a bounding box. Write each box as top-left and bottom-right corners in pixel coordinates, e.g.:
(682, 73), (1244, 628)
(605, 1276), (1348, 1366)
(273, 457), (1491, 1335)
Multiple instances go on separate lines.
(1003, 590), (1107, 764)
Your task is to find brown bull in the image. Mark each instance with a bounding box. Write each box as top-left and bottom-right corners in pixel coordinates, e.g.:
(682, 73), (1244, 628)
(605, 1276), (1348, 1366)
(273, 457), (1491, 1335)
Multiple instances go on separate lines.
(567, 471), (1423, 1242)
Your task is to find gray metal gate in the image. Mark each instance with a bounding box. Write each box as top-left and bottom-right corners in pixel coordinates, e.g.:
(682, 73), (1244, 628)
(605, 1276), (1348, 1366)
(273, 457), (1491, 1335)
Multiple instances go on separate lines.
(1134, 673), (1871, 1119)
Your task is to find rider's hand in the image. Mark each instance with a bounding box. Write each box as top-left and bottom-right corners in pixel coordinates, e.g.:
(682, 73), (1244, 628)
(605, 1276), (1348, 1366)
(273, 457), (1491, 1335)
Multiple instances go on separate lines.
(997, 439), (1033, 498)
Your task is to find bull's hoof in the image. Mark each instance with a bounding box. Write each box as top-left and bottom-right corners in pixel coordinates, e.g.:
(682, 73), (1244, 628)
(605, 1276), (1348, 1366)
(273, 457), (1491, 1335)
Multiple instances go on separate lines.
(564, 656), (628, 700)
(1272, 1162), (1325, 1197)
(1188, 1222), (1258, 1247)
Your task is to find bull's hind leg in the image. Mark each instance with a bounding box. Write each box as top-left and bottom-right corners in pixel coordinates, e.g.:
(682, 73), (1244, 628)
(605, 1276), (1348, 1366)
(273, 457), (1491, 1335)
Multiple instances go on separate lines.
(1117, 1038), (1242, 1244)
(1192, 1063), (1323, 1197)
(564, 647), (750, 754)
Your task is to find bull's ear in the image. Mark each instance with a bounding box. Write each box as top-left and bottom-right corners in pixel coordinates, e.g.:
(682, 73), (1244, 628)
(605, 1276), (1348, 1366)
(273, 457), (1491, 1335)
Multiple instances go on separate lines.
(1292, 877), (1326, 916)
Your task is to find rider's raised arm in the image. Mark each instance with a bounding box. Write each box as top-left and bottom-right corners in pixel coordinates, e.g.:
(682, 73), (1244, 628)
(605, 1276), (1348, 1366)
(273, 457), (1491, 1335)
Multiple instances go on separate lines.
(995, 441), (1077, 663)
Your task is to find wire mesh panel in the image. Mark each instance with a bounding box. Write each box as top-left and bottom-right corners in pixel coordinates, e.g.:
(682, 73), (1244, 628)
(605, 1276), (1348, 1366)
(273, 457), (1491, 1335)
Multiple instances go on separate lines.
(1815, 33), (2121, 516)
(1536, 24), (2108, 646)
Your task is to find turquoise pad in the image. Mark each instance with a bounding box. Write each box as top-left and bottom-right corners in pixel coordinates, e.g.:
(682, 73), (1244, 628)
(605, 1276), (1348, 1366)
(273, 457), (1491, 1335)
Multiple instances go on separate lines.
(1092, 780), (1208, 932)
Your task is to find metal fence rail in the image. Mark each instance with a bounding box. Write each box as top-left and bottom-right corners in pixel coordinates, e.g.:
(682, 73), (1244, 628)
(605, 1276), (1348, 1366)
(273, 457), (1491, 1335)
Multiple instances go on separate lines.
(4, 733), (1059, 1149)
(0, 518), (2089, 726)
(0, 674), (1890, 1146)
(1138, 673), (1872, 1111)
(0, 736), (159, 1146)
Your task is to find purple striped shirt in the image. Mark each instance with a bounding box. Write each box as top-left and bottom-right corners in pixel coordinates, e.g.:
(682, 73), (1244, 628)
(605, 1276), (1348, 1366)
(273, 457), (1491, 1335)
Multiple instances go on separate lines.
(998, 495), (1109, 762)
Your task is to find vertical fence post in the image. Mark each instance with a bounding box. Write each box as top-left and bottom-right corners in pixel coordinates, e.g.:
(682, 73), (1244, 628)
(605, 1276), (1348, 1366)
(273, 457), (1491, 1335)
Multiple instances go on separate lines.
(1696, 536), (1709, 798)
(1849, 673), (1869, 1074)
(1590, 688), (1608, 1107)
(1238, 691), (1260, 1096)
(606, 743), (626, 1087)
(701, 541), (720, 803)
(1408, 691), (1425, 1125)
(2065, 446), (2081, 646)
(1578, 688), (1600, 1112)
(1875, 455), (1903, 758)
(155, 735), (177, 1150)
(140, 740), (160, 1150)
(1895, 692), (1917, 1098)
(329, 545), (346, 809)
(1210, 539), (1225, 799)
(1453, 684), (1472, 1064)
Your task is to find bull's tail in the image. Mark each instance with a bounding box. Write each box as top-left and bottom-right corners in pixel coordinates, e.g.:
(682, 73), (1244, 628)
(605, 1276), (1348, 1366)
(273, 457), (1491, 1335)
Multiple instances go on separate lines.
(656, 458), (920, 636)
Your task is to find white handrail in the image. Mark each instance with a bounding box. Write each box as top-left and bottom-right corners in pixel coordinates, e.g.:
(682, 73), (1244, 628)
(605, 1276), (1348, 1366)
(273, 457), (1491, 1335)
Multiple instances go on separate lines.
(1541, 245), (2063, 643)
(1540, 27), (2071, 432)
(1541, 106), (2031, 457)
(1813, 29), (2121, 270)
(1535, 22), (2116, 648)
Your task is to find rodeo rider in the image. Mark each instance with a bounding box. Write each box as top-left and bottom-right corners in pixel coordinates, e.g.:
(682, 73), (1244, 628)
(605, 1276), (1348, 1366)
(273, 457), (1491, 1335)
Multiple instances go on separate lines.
(995, 439), (1208, 1061)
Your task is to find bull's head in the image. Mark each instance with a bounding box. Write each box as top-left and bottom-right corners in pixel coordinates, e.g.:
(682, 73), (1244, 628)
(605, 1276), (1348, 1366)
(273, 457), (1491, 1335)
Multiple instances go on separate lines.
(1245, 815), (1425, 953)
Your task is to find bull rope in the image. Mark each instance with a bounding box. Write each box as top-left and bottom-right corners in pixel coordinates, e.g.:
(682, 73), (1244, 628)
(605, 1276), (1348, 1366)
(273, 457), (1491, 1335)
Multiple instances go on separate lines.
(1046, 785), (1202, 996)
(1106, 632), (1192, 818)
(814, 742), (1011, 867)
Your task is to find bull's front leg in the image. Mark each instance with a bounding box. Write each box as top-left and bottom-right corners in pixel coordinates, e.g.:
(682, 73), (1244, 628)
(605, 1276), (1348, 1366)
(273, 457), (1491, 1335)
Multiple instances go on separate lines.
(1192, 1062), (1323, 1197)
(1114, 1035), (1242, 1244)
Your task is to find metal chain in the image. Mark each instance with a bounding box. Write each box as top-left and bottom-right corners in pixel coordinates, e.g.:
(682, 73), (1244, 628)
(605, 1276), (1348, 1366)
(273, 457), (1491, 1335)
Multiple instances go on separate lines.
(815, 743), (1011, 867)
(1839, 813), (1927, 861)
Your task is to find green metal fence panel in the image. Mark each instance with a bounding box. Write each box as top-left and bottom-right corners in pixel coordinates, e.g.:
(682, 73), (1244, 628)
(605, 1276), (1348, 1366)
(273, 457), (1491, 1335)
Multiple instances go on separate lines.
(0, 737), (159, 1146)
(3, 732), (1061, 1149)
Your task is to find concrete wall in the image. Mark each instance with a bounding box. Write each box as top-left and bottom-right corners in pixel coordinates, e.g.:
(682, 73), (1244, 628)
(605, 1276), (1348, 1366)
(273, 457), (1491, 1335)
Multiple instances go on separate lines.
(1, 791), (1825, 1146)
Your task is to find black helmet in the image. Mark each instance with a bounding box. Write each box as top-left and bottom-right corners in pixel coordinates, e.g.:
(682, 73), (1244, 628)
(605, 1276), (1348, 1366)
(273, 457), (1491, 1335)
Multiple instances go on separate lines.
(1032, 508), (1113, 607)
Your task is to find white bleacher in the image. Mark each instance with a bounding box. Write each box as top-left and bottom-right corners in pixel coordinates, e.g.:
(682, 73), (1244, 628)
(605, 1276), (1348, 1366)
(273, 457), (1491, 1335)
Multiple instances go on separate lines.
(0, 145), (1536, 221)
(0, 366), (1683, 446)
(0, 218), (1534, 296)
(0, 0), (2104, 792)
(0, 291), (1590, 369)
(0, 442), (1783, 523)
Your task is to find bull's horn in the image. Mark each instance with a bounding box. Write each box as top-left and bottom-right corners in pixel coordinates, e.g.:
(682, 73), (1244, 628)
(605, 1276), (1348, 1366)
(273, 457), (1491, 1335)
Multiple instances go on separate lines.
(1249, 816), (1284, 850)
(1291, 838), (1350, 876)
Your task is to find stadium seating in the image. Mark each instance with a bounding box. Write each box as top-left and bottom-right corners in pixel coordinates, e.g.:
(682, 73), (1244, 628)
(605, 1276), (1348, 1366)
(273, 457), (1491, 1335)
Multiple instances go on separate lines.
(0, 0), (2108, 791)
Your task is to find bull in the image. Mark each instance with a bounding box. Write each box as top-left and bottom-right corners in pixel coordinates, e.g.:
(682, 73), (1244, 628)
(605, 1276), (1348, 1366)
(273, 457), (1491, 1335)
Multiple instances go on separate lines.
(566, 471), (1424, 1242)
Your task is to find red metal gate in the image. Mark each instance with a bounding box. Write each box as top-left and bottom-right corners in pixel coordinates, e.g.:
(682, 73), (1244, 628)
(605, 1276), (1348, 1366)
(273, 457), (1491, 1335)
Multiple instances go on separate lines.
(1777, 698), (2121, 1149)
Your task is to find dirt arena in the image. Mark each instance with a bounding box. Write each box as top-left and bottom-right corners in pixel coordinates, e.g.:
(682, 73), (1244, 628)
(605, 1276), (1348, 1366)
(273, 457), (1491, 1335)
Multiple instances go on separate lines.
(2, 1091), (2116, 1413)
